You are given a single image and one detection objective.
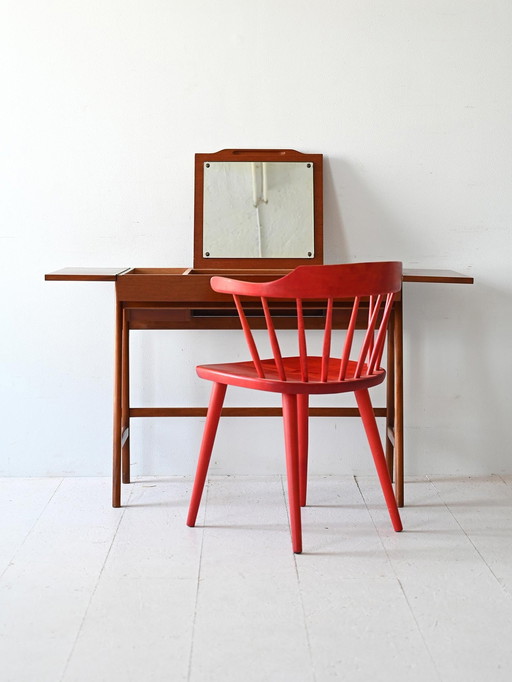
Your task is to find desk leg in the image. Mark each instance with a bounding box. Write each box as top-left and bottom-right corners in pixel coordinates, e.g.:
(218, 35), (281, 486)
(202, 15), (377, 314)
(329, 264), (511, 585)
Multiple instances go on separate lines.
(121, 310), (130, 484)
(385, 312), (395, 479)
(394, 296), (404, 507)
(112, 301), (122, 507)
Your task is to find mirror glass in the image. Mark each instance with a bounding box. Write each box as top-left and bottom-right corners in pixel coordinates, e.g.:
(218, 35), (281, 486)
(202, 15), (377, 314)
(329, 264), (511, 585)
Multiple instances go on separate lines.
(203, 161), (314, 259)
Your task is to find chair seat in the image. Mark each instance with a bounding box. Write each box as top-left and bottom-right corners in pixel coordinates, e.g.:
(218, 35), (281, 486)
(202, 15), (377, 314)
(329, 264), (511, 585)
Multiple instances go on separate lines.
(197, 356), (386, 394)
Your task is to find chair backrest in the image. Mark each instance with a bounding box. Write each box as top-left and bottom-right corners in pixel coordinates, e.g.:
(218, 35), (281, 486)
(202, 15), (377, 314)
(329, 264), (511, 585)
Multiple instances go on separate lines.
(210, 261), (402, 383)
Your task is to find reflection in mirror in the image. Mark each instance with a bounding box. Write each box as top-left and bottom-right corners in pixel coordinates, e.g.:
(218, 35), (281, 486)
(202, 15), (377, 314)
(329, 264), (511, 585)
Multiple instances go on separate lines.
(203, 162), (314, 258)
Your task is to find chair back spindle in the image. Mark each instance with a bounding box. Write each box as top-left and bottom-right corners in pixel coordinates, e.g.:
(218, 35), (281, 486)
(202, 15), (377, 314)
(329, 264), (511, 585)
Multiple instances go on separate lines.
(338, 296), (360, 381)
(261, 297), (286, 381)
(233, 294), (265, 378)
(321, 298), (334, 382)
(296, 299), (309, 382)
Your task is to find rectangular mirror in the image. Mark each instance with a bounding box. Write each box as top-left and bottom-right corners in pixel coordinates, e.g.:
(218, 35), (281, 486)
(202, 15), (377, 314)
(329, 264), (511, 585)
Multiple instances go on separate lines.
(194, 149), (323, 270)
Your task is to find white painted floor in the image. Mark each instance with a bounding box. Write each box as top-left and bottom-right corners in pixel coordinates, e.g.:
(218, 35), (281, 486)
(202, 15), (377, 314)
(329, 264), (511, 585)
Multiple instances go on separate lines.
(2, 475), (512, 682)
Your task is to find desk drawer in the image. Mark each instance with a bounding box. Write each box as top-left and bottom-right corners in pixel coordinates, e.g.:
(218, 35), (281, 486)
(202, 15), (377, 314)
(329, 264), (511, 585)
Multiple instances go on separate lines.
(125, 305), (373, 330)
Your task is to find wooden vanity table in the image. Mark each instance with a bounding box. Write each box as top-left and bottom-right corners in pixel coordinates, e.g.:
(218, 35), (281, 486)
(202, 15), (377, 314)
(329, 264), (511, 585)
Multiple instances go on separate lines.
(46, 149), (473, 508)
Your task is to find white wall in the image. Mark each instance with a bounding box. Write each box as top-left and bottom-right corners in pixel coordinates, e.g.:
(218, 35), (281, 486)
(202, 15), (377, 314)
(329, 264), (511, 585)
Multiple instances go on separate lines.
(1, 1), (511, 477)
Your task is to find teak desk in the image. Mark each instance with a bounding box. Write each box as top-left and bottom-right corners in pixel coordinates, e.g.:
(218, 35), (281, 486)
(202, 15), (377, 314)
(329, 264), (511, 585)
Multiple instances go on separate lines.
(46, 266), (473, 508)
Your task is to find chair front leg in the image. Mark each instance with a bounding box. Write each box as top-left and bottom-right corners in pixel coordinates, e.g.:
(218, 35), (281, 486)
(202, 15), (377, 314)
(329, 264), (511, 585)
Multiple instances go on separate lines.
(297, 393), (309, 507)
(355, 388), (403, 532)
(187, 382), (227, 527)
(282, 393), (303, 554)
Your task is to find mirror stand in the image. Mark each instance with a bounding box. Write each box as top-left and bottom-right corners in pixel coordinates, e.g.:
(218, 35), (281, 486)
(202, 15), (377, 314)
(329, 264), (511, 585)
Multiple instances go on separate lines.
(194, 149), (323, 271)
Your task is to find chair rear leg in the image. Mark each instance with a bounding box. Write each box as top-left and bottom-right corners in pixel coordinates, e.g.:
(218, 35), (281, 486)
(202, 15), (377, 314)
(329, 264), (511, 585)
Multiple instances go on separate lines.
(355, 388), (403, 532)
(187, 382), (227, 527)
(282, 394), (303, 553)
(297, 394), (309, 507)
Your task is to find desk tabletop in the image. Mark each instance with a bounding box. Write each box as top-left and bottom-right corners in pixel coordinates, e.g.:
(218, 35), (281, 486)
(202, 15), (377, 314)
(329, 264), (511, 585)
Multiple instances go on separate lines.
(45, 266), (474, 285)
(402, 268), (474, 284)
(45, 267), (132, 281)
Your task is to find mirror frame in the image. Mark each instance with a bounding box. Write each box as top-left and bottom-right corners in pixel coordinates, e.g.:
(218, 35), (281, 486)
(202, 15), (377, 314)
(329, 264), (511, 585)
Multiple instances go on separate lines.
(193, 149), (323, 270)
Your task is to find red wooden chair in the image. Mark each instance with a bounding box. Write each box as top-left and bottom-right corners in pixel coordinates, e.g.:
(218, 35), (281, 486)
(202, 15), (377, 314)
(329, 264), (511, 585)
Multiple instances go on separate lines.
(187, 262), (403, 553)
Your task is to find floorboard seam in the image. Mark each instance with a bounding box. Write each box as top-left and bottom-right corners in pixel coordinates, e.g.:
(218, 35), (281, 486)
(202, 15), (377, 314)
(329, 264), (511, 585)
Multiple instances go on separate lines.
(354, 475), (443, 682)
(186, 481), (208, 682)
(286, 475), (317, 682)
(427, 475), (512, 597)
(58, 485), (133, 682)
(0, 477), (64, 581)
